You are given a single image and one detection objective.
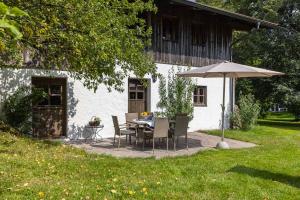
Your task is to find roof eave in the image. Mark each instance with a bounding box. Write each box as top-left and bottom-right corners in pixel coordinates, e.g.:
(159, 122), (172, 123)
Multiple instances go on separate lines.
(171, 0), (278, 29)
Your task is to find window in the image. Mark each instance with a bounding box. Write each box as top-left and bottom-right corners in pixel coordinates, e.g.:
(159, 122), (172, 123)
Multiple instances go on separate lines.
(191, 23), (206, 46)
(194, 86), (207, 107)
(162, 16), (179, 42)
(34, 83), (63, 107)
(129, 79), (145, 101)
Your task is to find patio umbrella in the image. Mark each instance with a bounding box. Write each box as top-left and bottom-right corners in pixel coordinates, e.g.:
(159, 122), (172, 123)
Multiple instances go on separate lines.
(177, 61), (284, 149)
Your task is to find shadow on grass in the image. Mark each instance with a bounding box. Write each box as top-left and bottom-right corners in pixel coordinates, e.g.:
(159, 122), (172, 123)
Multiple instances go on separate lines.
(263, 118), (299, 122)
(40, 139), (61, 147)
(228, 165), (300, 189)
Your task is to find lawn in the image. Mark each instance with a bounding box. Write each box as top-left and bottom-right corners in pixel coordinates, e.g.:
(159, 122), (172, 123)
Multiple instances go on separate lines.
(0, 113), (300, 200)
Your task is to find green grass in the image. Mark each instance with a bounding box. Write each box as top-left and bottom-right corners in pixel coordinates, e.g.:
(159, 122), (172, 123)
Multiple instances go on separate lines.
(1, 113), (300, 199)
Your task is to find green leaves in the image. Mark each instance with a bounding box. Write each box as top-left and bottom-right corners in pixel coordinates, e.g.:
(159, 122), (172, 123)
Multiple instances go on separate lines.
(0, 2), (28, 17)
(157, 68), (195, 120)
(2, 86), (47, 133)
(9, 6), (28, 17)
(233, 0), (300, 114)
(0, 19), (22, 39)
(231, 94), (261, 130)
(2, 0), (156, 91)
(0, 2), (9, 15)
(0, 2), (28, 40)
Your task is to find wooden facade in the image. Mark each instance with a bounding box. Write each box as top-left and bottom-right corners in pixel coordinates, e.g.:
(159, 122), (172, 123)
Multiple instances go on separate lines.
(148, 1), (233, 67)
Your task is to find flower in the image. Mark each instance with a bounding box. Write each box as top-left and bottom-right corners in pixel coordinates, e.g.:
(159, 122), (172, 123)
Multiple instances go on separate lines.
(128, 190), (135, 195)
(156, 181), (161, 185)
(142, 187), (147, 192)
(141, 112), (149, 116)
(110, 189), (117, 194)
(38, 191), (45, 198)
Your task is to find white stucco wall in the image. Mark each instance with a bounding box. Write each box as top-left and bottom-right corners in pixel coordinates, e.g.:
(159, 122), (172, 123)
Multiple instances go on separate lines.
(150, 64), (231, 132)
(0, 64), (231, 139)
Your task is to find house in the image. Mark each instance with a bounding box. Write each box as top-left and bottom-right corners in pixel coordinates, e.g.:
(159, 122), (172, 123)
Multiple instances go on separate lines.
(0, 0), (277, 138)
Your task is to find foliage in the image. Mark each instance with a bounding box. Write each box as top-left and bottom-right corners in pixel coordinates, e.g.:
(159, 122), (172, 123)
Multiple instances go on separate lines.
(0, 2), (27, 40)
(197, 0), (283, 22)
(3, 0), (156, 91)
(286, 92), (300, 121)
(233, 0), (300, 115)
(230, 105), (242, 129)
(156, 68), (194, 120)
(197, 0), (299, 118)
(0, 120), (20, 136)
(1, 113), (300, 199)
(0, 2), (27, 65)
(156, 74), (167, 111)
(231, 94), (261, 130)
(2, 86), (46, 133)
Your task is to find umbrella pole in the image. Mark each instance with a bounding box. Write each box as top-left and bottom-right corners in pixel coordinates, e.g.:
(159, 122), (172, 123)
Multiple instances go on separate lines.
(216, 73), (229, 149)
(221, 74), (226, 141)
(217, 73), (230, 149)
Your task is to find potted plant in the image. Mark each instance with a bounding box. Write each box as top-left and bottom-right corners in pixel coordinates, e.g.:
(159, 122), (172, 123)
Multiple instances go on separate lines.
(89, 116), (101, 126)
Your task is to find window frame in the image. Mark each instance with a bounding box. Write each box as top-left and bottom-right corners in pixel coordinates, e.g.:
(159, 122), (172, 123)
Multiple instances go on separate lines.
(193, 86), (207, 107)
(36, 84), (63, 107)
(128, 79), (146, 101)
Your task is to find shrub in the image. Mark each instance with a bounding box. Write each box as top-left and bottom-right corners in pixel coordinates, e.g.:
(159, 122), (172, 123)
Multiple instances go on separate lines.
(156, 68), (195, 120)
(231, 94), (261, 130)
(2, 86), (46, 133)
(0, 120), (21, 136)
(230, 105), (242, 129)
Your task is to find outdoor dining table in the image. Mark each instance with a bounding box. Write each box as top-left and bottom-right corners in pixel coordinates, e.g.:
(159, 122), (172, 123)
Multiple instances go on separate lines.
(129, 118), (176, 136)
(130, 119), (153, 127)
(129, 118), (176, 128)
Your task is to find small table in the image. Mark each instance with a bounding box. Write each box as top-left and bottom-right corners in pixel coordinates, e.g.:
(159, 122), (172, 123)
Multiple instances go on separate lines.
(85, 125), (104, 141)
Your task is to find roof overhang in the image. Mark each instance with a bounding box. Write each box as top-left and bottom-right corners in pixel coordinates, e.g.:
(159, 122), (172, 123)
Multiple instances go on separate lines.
(170, 0), (278, 29)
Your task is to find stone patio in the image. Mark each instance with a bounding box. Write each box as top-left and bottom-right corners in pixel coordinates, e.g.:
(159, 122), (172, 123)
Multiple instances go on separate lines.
(64, 132), (256, 159)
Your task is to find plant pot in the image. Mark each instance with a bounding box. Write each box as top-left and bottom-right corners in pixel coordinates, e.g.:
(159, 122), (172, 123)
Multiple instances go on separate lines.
(89, 116), (101, 126)
(89, 121), (100, 126)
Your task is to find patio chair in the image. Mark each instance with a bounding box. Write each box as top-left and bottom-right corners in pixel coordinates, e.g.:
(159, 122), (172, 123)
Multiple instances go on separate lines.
(144, 117), (169, 154)
(125, 113), (139, 144)
(112, 116), (135, 148)
(170, 115), (189, 151)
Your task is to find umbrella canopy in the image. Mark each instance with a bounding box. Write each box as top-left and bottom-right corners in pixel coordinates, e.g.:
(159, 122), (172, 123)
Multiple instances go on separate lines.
(177, 61), (284, 78)
(176, 61), (284, 149)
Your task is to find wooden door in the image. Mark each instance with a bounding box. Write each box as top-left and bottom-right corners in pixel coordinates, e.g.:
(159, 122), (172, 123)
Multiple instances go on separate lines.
(32, 77), (67, 138)
(128, 79), (148, 113)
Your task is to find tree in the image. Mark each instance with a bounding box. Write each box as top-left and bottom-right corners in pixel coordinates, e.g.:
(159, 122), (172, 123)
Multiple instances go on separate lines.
(3, 0), (156, 91)
(197, 0), (282, 22)
(286, 92), (300, 121)
(0, 2), (28, 65)
(233, 0), (300, 117)
(0, 2), (27, 40)
(157, 68), (194, 120)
